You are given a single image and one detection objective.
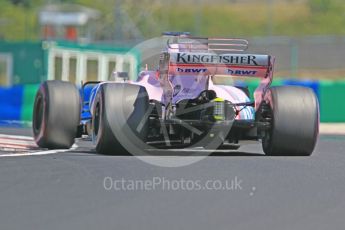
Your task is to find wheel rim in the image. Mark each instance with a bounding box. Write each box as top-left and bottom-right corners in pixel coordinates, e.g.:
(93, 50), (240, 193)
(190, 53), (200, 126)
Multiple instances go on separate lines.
(262, 102), (274, 154)
(93, 103), (100, 137)
(263, 128), (272, 151)
(33, 94), (44, 134)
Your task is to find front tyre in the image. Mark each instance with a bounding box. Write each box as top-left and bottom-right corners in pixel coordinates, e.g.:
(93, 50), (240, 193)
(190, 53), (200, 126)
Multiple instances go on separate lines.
(33, 80), (81, 149)
(262, 86), (319, 156)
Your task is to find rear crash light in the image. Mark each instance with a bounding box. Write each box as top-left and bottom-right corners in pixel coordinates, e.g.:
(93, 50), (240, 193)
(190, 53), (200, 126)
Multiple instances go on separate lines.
(213, 98), (225, 121)
(212, 98), (236, 121)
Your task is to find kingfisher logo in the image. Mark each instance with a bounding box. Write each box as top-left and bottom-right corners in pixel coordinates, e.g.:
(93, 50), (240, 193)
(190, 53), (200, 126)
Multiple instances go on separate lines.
(175, 53), (261, 66)
(227, 69), (257, 76)
(176, 68), (208, 73)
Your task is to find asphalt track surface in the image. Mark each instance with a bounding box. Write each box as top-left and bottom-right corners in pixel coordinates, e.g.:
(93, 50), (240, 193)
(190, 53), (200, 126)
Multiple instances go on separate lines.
(0, 126), (345, 230)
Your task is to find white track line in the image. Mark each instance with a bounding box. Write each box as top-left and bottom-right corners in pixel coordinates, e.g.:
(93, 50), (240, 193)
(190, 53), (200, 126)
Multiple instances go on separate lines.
(0, 138), (37, 146)
(0, 146), (77, 157)
(0, 134), (34, 141)
(0, 143), (34, 150)
(0, 132), (78, 158)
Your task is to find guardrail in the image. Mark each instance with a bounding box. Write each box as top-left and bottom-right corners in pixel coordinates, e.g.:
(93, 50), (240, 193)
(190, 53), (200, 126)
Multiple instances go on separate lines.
(0, 80), (344, 124)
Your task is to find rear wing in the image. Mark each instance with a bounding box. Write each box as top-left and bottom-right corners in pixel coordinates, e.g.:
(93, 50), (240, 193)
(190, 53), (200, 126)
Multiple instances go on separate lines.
(158, 50), (275, 109)
(160, 35), (273, 78)
(166, 52), (272, 78)
(167, 37), (249, 52)
(158, 35), (275, 109)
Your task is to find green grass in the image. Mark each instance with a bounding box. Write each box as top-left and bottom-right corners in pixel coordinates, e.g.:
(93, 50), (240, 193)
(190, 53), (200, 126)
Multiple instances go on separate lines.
(1, 0), (345, 41)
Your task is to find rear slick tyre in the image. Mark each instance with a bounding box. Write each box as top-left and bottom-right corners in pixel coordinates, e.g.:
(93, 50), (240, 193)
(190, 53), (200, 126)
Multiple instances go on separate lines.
(92, 83), (149, 155)
(32, 80), (81, 149)
(262, 86), (319, 156)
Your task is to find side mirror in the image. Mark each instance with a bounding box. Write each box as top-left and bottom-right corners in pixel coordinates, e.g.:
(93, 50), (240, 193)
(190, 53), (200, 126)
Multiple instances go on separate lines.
(111, 71), (129, 82)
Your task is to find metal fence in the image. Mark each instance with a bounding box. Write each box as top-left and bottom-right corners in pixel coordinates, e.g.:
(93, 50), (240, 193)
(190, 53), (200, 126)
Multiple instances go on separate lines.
(0, 41), (140, 86)
(248, 35), (345, 78)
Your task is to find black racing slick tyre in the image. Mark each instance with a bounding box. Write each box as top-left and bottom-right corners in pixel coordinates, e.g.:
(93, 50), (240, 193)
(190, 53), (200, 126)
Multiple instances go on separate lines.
(262, 86), (319, 156)
(33, 80), (81, 149)
(92, 83), (149, 155)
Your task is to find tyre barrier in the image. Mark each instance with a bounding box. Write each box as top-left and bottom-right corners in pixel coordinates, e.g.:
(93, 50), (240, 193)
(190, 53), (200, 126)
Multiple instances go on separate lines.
(0, 80), (344, 124)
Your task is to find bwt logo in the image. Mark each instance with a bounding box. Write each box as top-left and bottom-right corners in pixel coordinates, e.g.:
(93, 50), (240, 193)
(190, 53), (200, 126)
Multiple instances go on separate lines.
(227, 69), (257, 76)
(177, 68), (208, 73)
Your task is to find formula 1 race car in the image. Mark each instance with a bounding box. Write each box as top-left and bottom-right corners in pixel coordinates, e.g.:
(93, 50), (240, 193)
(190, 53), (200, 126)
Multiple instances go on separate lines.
(32, 33), (319, 156)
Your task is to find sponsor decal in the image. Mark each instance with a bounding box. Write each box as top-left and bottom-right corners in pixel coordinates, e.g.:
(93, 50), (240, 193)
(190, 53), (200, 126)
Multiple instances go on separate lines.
(176, 67), (208, 73)
(227, 69), (257, 76)
(176, 53), (261, 66)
